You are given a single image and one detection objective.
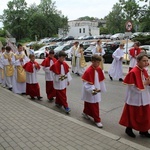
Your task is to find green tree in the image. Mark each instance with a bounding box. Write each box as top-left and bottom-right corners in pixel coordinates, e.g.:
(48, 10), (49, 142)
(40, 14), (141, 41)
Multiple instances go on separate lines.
(119, 0), (149, 32)
(38, 0), (68, 37)
(27, 13), (49, 39)
(2, 0), (27, 40)
(0, 28), (6, 37)
(105, 3), (126, 34)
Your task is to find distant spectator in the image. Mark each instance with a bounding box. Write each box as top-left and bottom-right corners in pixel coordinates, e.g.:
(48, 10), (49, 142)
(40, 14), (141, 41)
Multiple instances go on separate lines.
(44, 47), (49, 58)
(29, 45), (34, 55)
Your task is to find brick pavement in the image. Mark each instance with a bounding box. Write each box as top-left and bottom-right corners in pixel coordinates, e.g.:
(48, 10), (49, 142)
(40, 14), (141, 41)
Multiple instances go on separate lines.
(0, 86), (149, 150)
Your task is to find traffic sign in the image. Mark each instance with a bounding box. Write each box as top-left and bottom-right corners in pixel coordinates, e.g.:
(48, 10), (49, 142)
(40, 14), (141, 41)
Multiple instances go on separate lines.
(125, 21), (133, 31)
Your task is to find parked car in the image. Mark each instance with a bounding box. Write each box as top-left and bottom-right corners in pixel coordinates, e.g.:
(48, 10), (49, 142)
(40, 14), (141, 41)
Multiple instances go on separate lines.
(140, 45), (150, 57)
(83, 45), (95, 62)
(110, 33), (125, 40)
(34, 44), (58, 59)
(54, 44), (73, 59)
(26, 41), (36, 47)
(105, 34), (112, 39)
(63, 36), (74, 41)
(83, 42), (120, 63)
(83, 36), (94, 40)
(130, 32), (143, 39)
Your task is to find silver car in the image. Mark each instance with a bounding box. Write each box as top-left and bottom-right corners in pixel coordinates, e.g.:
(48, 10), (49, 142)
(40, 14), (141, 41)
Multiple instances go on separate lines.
(140, 45), (150, 57)
(110, 33), (125, 40)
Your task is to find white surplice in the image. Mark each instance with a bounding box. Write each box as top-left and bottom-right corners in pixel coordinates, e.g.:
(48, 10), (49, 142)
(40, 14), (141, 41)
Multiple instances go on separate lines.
(125, 73), (150, 106)
(108, 47), (124, 79)
(70, 46), (78, 73)
(42, 60), (54, 81)
(81, 70), (106, 103)
(25, 65), (40, 84)
(52, 65), (72, 90)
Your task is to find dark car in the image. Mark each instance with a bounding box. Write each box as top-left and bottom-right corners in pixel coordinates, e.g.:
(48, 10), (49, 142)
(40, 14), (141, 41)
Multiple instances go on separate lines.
(54, 44), (73, 59)
(63, 36), (74, 41)
(84, 42), (120, 63)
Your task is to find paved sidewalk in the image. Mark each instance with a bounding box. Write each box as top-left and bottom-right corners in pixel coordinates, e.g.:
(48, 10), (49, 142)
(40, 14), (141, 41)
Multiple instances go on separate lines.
(0, 86), (149, 150)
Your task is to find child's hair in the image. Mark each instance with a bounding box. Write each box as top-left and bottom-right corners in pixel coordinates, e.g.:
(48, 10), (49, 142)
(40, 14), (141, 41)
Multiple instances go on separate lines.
(29, 54), (35, 59)
(91, 54), (101, 62)
(58, 51), (67, 57)
(6, 46), (11, 51)
(49, 50), (55, 54)
(134, 41), (140, 47)
(17, 43), (22, 48)
(136, 53), (148, 61)
(1, 46), (5, 50)
(79, 44), (84, 48)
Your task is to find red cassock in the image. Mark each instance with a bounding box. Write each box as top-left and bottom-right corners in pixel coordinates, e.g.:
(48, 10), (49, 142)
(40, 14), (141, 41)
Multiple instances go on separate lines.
(50, 60), (69, 108)
(41, 57), (57, 99)
(23, 61), (41, 97)
(129, 47), (141, 57)
(82, 66), (105, 122)
(119, 66), (150, 132)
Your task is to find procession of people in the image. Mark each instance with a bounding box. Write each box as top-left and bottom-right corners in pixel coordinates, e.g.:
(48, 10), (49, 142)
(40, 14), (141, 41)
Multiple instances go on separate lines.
(0, 40), (150, 138)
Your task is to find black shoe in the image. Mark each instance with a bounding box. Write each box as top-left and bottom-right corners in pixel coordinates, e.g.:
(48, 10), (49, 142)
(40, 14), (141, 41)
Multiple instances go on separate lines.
(37, 96), (43, 101)
(139, 131), (150, 138)
(125, 127), (136, 138)
(76, 73), (80, 76)
(119, 78), (123, 82)
(48, 97), (54, 102)
(72, 71), (74, 73)
(30, 97), (35, 100)
(8, 87), (12, 91)
(109, 75), (113, 81)
(21, 93), (26, 95)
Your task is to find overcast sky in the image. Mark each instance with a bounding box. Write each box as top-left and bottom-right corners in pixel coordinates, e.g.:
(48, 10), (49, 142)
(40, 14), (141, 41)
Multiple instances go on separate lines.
(0, 0), (147, 27)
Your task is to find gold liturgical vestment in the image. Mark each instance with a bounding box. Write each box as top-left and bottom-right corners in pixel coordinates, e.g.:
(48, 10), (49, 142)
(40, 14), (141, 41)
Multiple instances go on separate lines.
(72, 46), (77, 67)
(14, 54), (26, 83)
(78, 48), (87, 68)
(4, 52), (14, 77)
(96, 46), (104, 70)
(0, 53), (4, 79)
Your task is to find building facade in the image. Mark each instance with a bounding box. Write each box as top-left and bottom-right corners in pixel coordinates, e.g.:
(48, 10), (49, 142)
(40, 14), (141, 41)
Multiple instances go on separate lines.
(58, 20), (100, 38)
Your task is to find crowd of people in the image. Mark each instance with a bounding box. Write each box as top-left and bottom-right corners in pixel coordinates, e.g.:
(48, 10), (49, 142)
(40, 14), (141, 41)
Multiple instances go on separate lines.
(0, 40), (150, 138)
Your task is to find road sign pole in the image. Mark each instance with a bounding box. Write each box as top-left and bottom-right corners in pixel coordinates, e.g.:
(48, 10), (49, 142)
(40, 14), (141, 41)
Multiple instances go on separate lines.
(125, 21), (133, 65)
(125, 37), (128, 65)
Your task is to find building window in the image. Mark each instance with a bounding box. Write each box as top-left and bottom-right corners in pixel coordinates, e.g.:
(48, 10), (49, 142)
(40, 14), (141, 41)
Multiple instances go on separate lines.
(79, 28), (81, 33)
(83, 28), (85, 33)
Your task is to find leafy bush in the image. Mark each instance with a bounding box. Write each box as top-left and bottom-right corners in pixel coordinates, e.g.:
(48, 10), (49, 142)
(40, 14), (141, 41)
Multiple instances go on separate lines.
(32, 43), (45, 51)
(132, 35), (150, 45)
(18, 38), (32, 45)
(0, 37), (6, 46)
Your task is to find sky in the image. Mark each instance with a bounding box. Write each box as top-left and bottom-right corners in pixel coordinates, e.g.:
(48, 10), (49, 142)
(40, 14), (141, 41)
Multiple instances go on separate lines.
(0, 0), (147, 27)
